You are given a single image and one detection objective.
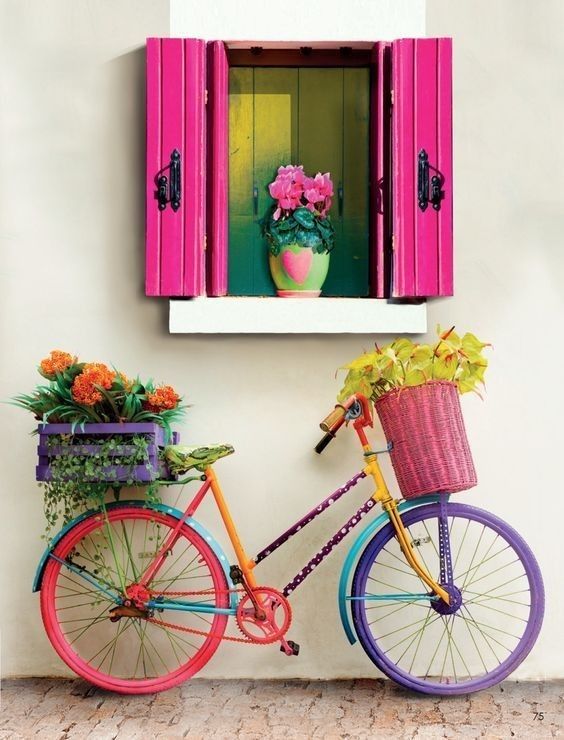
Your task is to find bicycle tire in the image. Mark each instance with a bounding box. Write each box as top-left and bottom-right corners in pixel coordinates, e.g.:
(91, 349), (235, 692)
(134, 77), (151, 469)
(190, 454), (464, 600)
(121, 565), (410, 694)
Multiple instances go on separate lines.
(41, 504), (229, 694)
(351, 502), (544, 695)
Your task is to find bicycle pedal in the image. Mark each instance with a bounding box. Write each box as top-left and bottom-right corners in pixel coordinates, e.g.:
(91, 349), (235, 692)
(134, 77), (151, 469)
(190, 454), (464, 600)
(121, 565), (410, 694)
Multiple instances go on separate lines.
(280, 640), (300, 657)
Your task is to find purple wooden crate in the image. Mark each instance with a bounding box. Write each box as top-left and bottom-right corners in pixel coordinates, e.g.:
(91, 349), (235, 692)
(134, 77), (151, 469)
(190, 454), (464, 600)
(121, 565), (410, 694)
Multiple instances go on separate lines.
(36, 422), (179, 484)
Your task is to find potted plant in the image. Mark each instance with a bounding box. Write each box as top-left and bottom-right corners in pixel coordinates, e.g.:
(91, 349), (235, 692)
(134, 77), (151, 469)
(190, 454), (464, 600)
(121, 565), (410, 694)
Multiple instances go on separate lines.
(338, 327), (490, 499)
(262, 165), (335, 297)
(12, 350), (187, 537)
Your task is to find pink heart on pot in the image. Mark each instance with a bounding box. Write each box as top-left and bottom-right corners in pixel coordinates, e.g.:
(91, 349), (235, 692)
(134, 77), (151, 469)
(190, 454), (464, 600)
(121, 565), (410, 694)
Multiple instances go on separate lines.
(281, 249), (313, 285)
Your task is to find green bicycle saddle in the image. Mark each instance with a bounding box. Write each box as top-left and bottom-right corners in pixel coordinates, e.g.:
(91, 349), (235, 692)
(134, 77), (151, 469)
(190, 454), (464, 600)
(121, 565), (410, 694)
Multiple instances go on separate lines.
(164, 443), (235, 474)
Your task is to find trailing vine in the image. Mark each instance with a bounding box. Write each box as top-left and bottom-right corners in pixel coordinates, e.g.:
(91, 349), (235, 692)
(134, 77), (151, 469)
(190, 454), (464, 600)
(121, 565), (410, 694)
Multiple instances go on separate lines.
(41, 434), (161, 541)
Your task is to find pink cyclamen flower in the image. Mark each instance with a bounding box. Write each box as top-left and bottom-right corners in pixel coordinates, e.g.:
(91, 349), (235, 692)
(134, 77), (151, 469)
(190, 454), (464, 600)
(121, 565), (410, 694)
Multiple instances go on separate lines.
(304, 187), (323, 205)
(314, 172), (334, 197)
(268, 178), (288, 201)
(268, 166), (333, 215)
(277, 164), (304, 179)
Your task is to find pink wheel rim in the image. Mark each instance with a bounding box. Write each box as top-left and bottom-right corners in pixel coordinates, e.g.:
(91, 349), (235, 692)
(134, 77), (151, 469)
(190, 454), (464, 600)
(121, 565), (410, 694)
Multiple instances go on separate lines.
(41, 507), (228, 694)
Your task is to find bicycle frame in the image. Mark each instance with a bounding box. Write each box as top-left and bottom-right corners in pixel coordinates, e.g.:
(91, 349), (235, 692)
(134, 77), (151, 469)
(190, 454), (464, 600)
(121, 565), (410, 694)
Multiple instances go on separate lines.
(36, 396), (451, 616)
(136, 414), (450, 615)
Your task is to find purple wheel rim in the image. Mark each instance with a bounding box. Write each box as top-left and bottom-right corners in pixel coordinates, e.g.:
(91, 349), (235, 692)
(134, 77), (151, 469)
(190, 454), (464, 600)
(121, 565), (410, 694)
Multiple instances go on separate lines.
(351, 502), (544, 695)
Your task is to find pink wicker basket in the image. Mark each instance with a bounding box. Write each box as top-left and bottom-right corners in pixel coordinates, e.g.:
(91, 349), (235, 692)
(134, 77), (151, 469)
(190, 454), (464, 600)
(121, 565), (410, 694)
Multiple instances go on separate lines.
(375, 381), (477, 499)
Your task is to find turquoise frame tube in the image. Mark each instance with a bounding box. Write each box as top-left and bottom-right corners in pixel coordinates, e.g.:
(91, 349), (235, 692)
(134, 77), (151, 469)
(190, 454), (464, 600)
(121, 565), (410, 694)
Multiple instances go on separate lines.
(338, 495), (442, 645)
(33, 500), (238, 611)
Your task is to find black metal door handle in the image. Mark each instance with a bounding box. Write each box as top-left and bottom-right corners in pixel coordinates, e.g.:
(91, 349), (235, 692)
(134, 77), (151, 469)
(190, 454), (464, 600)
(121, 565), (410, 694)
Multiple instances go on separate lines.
(430, 175), (442, 211)
(169, 149), (181, 211)
(157, 175), (168, 211)
(157, 149), (181, 212)
(418, 149), (443, 212)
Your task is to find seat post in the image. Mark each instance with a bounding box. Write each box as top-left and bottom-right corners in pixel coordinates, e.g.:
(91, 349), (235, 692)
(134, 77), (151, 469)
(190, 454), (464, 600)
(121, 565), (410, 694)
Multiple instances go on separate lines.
(205, 467), (258, 587)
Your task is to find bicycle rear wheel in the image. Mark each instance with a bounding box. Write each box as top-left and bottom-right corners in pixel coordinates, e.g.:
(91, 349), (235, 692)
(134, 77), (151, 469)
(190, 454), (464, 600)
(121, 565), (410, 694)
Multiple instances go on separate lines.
(41, 504), (229, 694)
(351, 502), (544, 695)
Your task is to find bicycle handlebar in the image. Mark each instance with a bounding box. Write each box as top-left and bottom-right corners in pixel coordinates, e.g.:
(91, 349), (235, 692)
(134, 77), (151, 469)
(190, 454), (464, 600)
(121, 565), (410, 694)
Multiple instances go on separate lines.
(315, 394), (372, 454)
(314, 431), (336, 454)
(319, 404), (346, 433)
(316, 403), (348, 454)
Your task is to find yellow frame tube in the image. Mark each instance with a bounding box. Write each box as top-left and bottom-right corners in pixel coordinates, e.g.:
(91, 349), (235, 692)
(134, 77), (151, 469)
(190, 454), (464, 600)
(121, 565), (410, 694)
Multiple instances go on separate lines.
(206, 467), (258, 587)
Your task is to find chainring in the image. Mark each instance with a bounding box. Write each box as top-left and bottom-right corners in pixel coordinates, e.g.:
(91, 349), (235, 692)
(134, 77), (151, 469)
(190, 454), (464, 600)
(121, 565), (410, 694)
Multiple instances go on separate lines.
(235, 587), (292, 644)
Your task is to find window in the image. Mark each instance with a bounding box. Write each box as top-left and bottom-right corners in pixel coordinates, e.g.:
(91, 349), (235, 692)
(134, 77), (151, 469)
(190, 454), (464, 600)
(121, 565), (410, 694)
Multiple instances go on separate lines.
(145, 38), (452, 301)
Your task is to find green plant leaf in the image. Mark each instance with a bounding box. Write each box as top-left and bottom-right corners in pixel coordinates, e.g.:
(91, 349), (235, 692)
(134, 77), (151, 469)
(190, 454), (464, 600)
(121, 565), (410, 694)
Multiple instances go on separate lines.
(295, 228), (322, 249)
(391, 338), (415, 363)
(293, 207), (315, 229)
(431, 353), (457, 381)
(276, 217), (296, 231)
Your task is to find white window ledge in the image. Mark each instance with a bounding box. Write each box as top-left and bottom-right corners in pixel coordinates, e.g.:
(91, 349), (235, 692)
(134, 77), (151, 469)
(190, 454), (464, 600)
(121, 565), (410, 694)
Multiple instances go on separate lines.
(169, 298), (427, 334)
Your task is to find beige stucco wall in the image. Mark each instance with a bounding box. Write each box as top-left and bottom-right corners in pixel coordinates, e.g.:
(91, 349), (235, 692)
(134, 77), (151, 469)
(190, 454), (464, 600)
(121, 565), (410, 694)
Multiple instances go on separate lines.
(0, 0), (561, 679)
(425, 0), (564, 678)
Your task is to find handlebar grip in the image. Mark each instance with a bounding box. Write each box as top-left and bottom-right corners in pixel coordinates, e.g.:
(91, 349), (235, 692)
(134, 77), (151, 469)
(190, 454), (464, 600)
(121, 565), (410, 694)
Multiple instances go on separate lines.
(315, 431), (336, 454)
(320, 405), (346, 433)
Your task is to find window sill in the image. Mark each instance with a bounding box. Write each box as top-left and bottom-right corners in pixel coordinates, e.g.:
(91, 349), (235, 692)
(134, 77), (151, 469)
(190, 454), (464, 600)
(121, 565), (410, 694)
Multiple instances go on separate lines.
(169, 298), (427, 334)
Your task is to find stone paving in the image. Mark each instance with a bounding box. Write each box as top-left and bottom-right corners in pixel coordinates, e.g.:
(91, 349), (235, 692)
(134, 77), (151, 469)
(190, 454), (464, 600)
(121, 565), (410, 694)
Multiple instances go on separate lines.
(0, 678), (561, 739)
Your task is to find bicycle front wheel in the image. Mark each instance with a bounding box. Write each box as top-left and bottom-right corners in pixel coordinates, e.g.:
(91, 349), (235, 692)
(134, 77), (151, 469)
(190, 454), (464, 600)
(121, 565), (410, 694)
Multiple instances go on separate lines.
(351, 502), (544, 695)
(41, 504), (229, 694)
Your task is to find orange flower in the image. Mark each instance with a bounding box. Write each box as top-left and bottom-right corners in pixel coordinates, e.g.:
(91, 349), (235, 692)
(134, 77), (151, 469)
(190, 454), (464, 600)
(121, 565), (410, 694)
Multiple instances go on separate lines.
(71, 363), (116, 406)
(144, 385), (180, 413)
(40, 350), (76, 378)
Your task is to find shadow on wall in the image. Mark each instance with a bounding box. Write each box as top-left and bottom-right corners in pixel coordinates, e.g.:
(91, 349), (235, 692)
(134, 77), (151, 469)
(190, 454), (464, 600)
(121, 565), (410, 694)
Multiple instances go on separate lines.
(102, 47), (169, 335)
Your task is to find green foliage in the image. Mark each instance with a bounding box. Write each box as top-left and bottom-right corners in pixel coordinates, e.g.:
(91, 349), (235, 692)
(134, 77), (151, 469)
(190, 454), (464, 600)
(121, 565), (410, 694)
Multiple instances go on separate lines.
(11, 360), (187, 437)
(338, 326), (490, 405)
(262, 206), (335, 256)
(41, 434), (160, 541)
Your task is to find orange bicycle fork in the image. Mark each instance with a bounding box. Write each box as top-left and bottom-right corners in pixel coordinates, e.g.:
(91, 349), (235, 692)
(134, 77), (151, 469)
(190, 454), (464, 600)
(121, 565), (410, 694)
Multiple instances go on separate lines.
(351, 407), (450, 605)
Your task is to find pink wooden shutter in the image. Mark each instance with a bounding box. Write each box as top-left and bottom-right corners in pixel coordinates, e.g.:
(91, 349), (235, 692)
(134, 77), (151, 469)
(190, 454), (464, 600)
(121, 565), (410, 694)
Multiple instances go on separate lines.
(206, 41), (229, 296)
(391, 37), (453, 297)
(146, 38), (206, 297)
(369, 42), (391, 298)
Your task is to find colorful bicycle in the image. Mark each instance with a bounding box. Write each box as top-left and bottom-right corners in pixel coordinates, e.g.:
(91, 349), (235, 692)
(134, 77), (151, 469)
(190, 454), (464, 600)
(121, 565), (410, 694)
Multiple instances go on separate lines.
(35, 394), (544, 695)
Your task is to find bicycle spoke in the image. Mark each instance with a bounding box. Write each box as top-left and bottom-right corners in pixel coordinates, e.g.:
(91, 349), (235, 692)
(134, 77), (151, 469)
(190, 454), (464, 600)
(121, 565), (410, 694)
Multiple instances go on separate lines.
(92, 619), (133, 671)
(457, 607), (490, 674)
(374, 558), (423, 580)
(367, 576), (420, 597)
(458, 606), (505, 663)
(463, 599), (529, 623)
(464, 558), (523, 590)
(384, 614), (444, 660)
(452, 518), (470, 575)
(463, 588), (530, 608)
(422, 617), (449, 678)
(368, 600), (416, 626)
(456, 543), (511, 585)
(381, 546), (425, 578)
(67, 604), (113, 644)
(447, 624), (473, 680)
(407, 609), (433, 674)
(379, 612), (440, 643)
